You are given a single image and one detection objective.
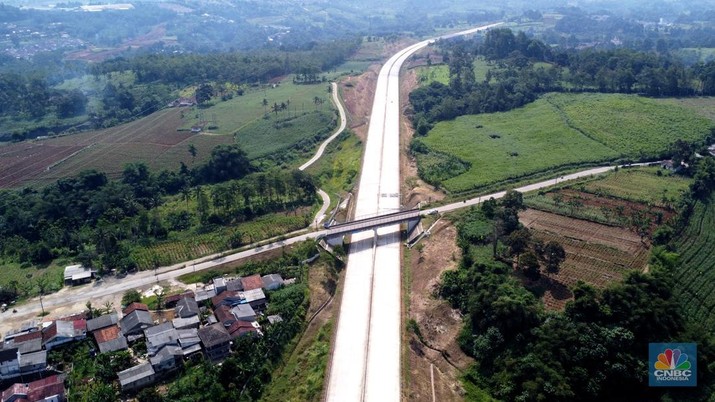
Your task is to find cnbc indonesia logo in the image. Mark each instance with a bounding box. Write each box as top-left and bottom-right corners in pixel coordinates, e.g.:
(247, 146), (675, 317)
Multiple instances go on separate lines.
(649, 343), (697, 387)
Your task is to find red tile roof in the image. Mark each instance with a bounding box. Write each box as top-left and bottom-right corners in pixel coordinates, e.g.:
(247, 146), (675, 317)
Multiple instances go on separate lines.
(165, 291), (195, 304)
(241, 274), (263, 291)
(211, 290), (238, 307)
(73, 319), (87, 332)
(227, 321), (257, 338)
(12, 330), (41, 343)
(122, 302), (149, 315)
(214, 305), (234, 324)
(1, 374), (64, 402)
(58, 312), (88, 321)
(93, 324), (121, 344)
(42, 322), (59, 343)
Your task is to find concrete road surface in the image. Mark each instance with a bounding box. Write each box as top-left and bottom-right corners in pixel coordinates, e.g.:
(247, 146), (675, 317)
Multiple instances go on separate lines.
(325, 22), (503, 402)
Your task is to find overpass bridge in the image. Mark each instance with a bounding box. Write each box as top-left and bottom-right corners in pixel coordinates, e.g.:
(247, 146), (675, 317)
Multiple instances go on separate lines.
(322, 208), (431, 245)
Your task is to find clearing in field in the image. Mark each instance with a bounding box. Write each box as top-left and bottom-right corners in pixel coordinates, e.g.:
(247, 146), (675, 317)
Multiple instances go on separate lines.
(673, 197), (715, 328)
(416, 93), (712, 194)
(520, 209), (650, 310)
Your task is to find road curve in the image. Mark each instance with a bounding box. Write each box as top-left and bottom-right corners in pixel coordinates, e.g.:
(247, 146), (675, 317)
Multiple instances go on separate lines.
(299, 82), (348, 171)
(325, 22), (503, 402)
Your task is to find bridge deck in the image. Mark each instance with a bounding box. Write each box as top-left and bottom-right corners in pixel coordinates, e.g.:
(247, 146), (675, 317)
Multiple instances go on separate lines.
(325, 209), (422, 237)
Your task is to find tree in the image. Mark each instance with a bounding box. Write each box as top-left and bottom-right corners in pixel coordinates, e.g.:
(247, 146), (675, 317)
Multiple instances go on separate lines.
(507, 228), (531, 264)
(35, 274), (51, 316)
(521, 251), (541, 280)
(196, 83), (213, 105)
(154, 289), (165, 311)
(542, 241), (566, 273)
(122, 289), (142, 306)
(188, 144), (197, 165)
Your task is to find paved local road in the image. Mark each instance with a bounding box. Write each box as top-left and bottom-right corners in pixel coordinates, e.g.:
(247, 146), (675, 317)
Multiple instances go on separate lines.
(325, 22), (503, 402)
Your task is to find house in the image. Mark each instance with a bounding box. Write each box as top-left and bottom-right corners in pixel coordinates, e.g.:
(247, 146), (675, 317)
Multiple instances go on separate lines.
(4, 322), (40, 345)
(86, 313), (118, 333)
(212, 291), (243, 308)
(118, 363), (156, 392)
(122, 302), (149, 316)
(241, 274), (263, 291)
(18, 350), (47, 375)
(164, 291), (194, 308)
(198, 325), (231, 362)
(0, 348), (19, 380)
(195, 288), (216, 304)
(43, 319), (87, 351)
(63, 264), (95, 286)
(120, 309), (153, 339)
(168, 97), (196, 108)
(172, 315), (200, 330)
(7, 336), (42, 355)
(149, 345), (181, 373)
(227, 321), (260, 338)
(213, 305), (236, 326)
(177, 328), (202, 355)
(145, 323), (179, 356)
(93, 325), (128, 353)
(175, 297), (199, 318)
(1, 374), (65, 402)
(230, 304), (256, 322)
(239, 288), (266, 310)
(213, 278), (227, 295)
(261, 274), (284, 291)
(226, 278), (243, 292)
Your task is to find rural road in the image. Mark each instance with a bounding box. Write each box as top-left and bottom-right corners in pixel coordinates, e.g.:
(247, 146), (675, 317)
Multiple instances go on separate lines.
(299, 82), (347, 171)
(325, 22), (503, 402)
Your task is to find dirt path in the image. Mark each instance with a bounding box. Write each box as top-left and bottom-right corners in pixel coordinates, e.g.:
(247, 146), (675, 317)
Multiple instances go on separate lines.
(404, 221), (472, 401)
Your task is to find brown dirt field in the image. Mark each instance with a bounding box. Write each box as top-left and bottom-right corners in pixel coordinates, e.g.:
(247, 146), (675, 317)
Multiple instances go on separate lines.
(339, 66), (379, 141)
(1, 108), (234, 187)
(405, 220), (471, 401)
(549, 189), (676, 233)
(66, 24), (175, 63)
(520, 209), (650, 310)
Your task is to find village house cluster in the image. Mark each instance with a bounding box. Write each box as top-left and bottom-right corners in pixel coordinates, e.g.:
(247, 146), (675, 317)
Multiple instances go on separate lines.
(0, 271), (289, 400)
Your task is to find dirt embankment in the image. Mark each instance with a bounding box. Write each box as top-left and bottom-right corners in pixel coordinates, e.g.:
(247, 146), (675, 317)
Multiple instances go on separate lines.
(405, 221), (472, 401)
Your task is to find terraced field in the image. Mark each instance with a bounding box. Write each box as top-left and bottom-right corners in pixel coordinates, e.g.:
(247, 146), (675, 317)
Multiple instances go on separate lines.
(673, 198), (715, 327)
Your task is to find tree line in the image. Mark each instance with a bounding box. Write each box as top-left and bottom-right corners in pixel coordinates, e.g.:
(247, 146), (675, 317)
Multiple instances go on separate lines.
(410, 28), (715, 129)
(0, 143), (317, 277)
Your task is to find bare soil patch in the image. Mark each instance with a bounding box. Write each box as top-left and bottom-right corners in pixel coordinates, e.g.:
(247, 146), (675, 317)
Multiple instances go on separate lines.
(405, 220), (471, 401)
(520, 209), (650, 310)
(339, 66), (379, 141)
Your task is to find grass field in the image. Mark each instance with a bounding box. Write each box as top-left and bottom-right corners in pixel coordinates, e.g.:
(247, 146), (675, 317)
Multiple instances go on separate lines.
(0, 259), (65, 297)
(305, 131), (363, 203)
(580, 167), (691, 206)
(673, 197), (715, 328)
(417, 93), (712, 194)
(416, 96), (619, 193)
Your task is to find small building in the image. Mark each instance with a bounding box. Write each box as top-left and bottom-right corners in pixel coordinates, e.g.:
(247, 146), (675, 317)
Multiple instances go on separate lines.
(118, 363), (156, 392)
(0, 347), (19, 380)
(122, 302), (149, 316)
(145, 323), (179, 357)
(227, 321), (260, 338)
(213, 278), (227, 295)
(267, 315), (283, 325)
(120, 309), (154, 338)
(150, 345), (182, 373)
(261, 274), (284, 291)
(198, 325), (231, 362)
(93, 325), (128, 354)
(18, 350), (47, 375)
(213, 305), (236, 326)
(175, 297), (200, 319)
(241, 274), (263, 291)
(230, 304), (257, 323)
(86, 313), (118, 333)
(63, 264), (95, 286)
(1, 374), (65, 402)
(195, 288), (217, 304)
(239, 288), (266, 310)
(42, 319), (87, 351)
(164, 291), (195, 308)
(212, 291), (243, 308)
(172, 315), (200, 330)
(226, 278), (244, 292)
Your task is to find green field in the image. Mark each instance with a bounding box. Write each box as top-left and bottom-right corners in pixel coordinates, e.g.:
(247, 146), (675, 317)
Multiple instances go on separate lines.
(305, 131), (363, 203)
(673, 197), (715, 328)
(581, 166), (691, 205)
(414, 57), (493, 86)
(182, 77), (334, 136)
(417, 93), (713, 194)
(236, 110), (336, 160)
